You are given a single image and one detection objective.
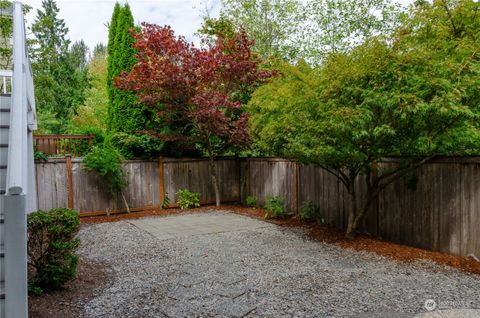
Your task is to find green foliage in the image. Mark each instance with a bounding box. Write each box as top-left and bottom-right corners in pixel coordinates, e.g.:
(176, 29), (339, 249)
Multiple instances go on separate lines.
(300, 0), (402, 63)
(299, 200), (323, 223)
(82, 144), (128, 195)
(108, 132), (164, 159)
(162, 192), (170, 209)
(211, 0), (402, 64)
(27, 208), (80, 293)
(249, 0), (480, 237)
(31, 0), (90, 133)
(264, 196), (286, 219)
(176, 189), (200, 209)
(107, 2), (120, 96)
(210, 0), (303, 60)
(34, 150), (48, 162)
(69, 52), (109, 133)
(0, 1), (30, 69)
(245, 195), (257, 207)
(197, 13), (236, 45)
(106, 3), (153, 135)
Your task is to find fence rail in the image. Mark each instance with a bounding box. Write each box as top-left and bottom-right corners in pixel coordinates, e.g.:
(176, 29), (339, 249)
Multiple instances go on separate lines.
(34, 156), (480, 258)
(33, 134), (93, 157)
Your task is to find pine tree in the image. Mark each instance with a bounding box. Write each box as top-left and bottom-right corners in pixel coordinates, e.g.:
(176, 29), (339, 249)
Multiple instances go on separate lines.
(106, 2), (120, 100)
(106, 3), (156, 135)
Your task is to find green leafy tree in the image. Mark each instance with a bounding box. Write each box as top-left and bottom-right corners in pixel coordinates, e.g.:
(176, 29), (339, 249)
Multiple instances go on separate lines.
(299, 0), (403, 63)
(93, 42), (107, 58)
(83, 144), (130, 213)
(197, 13), (236, 45)
(249, 0), (480, 238)
(69, 48), (108, 132)
(210, 0), (304, 60)
(210, 0), (403, 65)
(31, 0), (89, 133)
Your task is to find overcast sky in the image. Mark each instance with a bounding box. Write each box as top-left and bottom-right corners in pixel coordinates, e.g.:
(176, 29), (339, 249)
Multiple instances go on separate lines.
(23, 0), (414, 54)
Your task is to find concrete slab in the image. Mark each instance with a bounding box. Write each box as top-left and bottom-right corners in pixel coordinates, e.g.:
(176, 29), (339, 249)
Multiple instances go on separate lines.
(128, 212), (269, 240)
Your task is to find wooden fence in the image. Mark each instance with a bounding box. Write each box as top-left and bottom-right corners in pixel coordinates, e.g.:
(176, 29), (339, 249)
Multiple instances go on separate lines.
(34, 134), (93, 157)
(36, 157), (241, 217)
(35, 156), (480, 257)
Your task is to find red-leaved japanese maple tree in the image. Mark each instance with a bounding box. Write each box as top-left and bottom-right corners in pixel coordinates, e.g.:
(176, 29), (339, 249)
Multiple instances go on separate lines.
(116, 23), (273, 206)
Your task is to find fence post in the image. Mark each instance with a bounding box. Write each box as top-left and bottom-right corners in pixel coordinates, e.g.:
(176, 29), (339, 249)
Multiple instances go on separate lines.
(292, 161), (299, 214)
(158, 157), (165, 209)
(4, 193), (28, 318)
(66, 155), (74, 209)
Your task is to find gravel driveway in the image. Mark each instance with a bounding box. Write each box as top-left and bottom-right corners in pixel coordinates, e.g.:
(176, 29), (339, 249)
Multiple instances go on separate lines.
(78, 211), (480, 318)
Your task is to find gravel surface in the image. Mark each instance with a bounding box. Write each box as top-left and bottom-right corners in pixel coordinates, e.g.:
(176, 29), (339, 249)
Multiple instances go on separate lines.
(77, 211), (480, 318)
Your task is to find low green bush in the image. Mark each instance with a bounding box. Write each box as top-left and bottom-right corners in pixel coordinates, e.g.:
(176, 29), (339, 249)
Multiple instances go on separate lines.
(264, 196), (286, 219)
(34, 150), (48, 162)
(82, 145), (128, 194)
(109, 132), (164, 159)
(299, 200), (324, 223)
(27, 208), (80, 294)
(176, 189), (200, 209)
(83, 144), (130, 212)
(245, 195), (257, 207)
(162, 192), (170, 209)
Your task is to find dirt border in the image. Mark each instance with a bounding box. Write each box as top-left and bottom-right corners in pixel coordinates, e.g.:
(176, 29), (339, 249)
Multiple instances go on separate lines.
(28, 257), (112, 318)
(81, 205), (480, 276)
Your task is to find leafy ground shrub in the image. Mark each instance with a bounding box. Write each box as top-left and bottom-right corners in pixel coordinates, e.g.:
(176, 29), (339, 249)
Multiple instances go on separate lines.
(176, 189), (200, 209)
(83, 144), (130, 212)
(109, 132), (164, 159)
(246, 195), (257, 207)
(162, 192), (170, 209)
(299, 200), (324, 223)
(264, 196), (286, 219)
(34, 150), (48, 162)
(27, 208), (80, 293)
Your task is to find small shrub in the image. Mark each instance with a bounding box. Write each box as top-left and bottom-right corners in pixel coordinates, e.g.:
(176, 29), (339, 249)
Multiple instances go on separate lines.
(299, 200), (324, 223)
(75, 127), (105, 156)
(264, 196), (286, 219)
(162, 192), (170, 209)
(34, 150), (48, 162)
(245, 195), (257, 207)
(83, 144), (130, 212)
(176, 189), (200, 209)
(27, 208), (80, 293)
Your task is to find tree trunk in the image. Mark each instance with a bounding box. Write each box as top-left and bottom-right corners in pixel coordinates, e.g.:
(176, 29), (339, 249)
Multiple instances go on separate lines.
(120, 191), (130, 214)
(345, 188), (357, 239)
(209, 156), (221, 207)
(346, 185), (378, 239)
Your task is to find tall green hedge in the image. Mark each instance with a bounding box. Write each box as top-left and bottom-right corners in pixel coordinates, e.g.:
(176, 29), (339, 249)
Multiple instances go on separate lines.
(106, 3), (156, 135)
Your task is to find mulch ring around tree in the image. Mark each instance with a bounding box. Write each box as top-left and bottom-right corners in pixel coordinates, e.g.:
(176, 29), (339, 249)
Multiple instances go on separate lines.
(81, 204), (480, 276)
(28, 257), (112, 318)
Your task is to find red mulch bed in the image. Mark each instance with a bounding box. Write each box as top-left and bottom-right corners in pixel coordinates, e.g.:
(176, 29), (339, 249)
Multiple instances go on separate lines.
(29, 257), (111, 318)
(81, 205), (480, 276)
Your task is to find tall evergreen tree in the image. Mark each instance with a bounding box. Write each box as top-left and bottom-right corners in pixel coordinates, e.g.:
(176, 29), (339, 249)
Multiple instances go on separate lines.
(106, 3), (156, 135)
(31, 0), (89, 133)
(106, 2), (120, 100)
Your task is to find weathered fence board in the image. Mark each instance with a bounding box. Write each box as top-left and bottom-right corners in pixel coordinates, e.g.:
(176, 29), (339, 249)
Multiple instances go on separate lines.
(245, 158), (297, 212)
(163, 158), (240, 206)
(378, 160), (480, 257)
(34, 156), (480, 257)
(35, 159), (69, 210)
